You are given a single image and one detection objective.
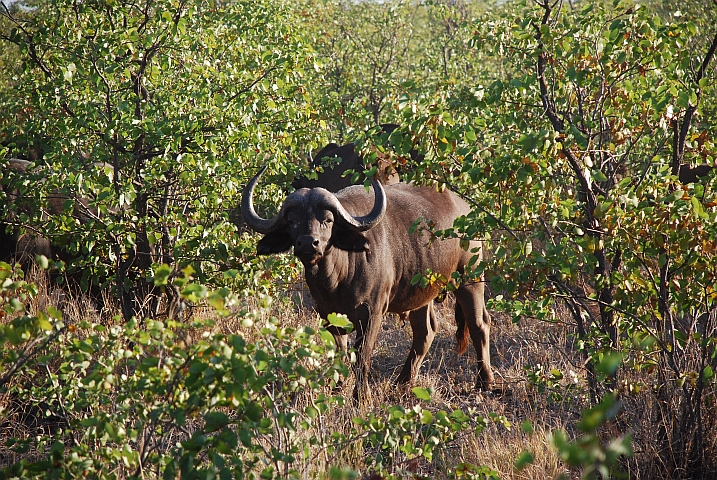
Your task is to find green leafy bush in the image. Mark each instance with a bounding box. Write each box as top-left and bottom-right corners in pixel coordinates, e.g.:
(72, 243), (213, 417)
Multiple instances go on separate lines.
(1, 267), (506, 479)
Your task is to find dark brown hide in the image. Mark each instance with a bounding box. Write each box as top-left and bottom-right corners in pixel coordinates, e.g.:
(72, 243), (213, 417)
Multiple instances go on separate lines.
(678, 164), (713, 184)
(243, 170), (493, 400)
(292, 143), (364, 192)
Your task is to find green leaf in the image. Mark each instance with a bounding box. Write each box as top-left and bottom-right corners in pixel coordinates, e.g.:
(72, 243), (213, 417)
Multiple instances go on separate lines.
(0, 261), (13, 280)
(596, 351), (624, 376)
(412, 386), (432, 401)
(80, 417), (99, 427)
(702, 365), (714, 383)
(63, 63), (75, 83)
(205, 412), (230, 433)
(47, 305), (62, 320)
(319, 329), (336, 347)
(691, 196), (705, 219)
(663, 189), (684, 204)
(420, 409), (433, 424)
(577, 394), (622, 433)
(305, 405), (318, 419)
(10, 298), (24, 312)
(591, 169), (608, 182)
(35, 255), (49, 270)
(515, 450), (535, 470)
(182, 283), (208, 302)
(153, 264), (171, 286)
(37, 316), (53, 332)
(327, 467), (360, 480)
(50, 441), (65, 460)
(569, 125), (588, 149)
(208, 290), (228, 314)
(518, 133), (538, 154)
(464, 127), (477, 143)
(521, 420), (534, 434)
(327, 313), (352, 330)
(245, 401), (263, 422)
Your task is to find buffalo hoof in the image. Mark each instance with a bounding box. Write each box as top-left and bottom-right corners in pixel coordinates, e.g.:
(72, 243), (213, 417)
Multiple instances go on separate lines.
(395, 372), (412, 385)
(477, 381), (509, 398)
(476, 379), (492, 392)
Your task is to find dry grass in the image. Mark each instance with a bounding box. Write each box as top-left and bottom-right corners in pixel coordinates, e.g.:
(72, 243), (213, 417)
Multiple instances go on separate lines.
(360, 297), (578, 479)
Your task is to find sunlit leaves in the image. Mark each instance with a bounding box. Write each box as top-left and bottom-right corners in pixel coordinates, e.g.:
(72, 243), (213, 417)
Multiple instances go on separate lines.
(0, 0), (317, 301)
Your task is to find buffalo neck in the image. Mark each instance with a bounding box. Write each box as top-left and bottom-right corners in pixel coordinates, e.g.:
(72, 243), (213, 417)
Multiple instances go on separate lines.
(303, 247), (357, 295)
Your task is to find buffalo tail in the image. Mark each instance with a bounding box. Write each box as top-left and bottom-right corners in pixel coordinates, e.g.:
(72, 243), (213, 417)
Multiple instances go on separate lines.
(455, 302), (469, 355)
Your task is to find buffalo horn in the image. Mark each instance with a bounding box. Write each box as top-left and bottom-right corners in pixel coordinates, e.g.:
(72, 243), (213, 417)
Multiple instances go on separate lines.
(241, 166), (289, 234)
(241, 166), (387, 234)
(320, 181), (386, 232)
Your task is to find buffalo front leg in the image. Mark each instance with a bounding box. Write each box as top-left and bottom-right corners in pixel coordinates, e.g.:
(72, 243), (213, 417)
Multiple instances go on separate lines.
(325, 324), (349, 354)
(351, 303), (383, 403)
(396, 303), (437, 384)
(324, 323), (350, 392)
(455, 284), (494, 391)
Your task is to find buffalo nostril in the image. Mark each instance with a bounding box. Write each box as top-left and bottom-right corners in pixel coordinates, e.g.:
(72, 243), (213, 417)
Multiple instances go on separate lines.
(296, 236), (319, 253)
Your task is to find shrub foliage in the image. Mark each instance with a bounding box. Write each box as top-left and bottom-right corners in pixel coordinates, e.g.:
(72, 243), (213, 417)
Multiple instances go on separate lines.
(2, 0), (716, 478)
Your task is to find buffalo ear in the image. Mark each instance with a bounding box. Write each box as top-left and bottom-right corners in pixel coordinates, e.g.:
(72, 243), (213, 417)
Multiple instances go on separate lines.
(257, 232), (293, 255)
(332, 229), (370, 252)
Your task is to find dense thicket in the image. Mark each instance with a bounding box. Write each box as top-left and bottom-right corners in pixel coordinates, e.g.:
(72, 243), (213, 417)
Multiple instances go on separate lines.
(1, 0), (716, 478)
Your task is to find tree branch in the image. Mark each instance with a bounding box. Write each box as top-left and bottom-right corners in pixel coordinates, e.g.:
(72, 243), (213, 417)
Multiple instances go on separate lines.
(673, 29), (717, 174)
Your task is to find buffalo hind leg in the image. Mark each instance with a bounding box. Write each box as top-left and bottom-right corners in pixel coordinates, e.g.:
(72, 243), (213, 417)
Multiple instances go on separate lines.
(455, 284), (494, 391)
(396, 303), (437, 384)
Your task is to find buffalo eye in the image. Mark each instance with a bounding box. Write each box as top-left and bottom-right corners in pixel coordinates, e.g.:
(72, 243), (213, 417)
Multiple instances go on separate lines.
(318, 212), (334, 228)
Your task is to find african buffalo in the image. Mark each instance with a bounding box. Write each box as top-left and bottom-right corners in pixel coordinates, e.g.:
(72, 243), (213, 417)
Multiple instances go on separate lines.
(1, 159), (50, 264)
(291, 124), (422, 193)
(1, 158), (112, 267)
(291, 142), (397, 192)
(242, 166), (493, 400)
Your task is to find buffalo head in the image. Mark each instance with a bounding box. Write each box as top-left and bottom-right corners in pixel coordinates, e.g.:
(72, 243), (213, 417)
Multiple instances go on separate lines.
(291, 143), (362, 192)
(242, 166), (386, 265)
